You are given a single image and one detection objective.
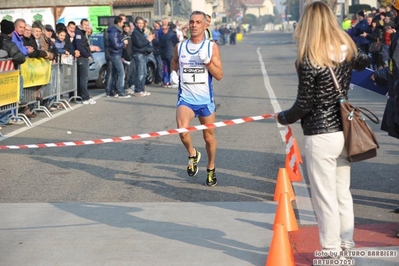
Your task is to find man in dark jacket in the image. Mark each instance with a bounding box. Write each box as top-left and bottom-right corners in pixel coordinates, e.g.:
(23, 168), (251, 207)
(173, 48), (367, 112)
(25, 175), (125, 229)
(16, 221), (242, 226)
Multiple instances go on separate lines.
(151, 20), (163, 85)
(354, 11), (370, 54)
(65, 21), (79, 57)
(121, 23), (133, 93)
(160, 23), (178, 87)
(73, 18), (95, 104)
(377, 0), (399, 238)
(0, 20), (26, 68)
(131, 16), (154, 97)
(22, 24), (48, 58)
(386, 1), (399, 139)
(106, 16), (130, 98)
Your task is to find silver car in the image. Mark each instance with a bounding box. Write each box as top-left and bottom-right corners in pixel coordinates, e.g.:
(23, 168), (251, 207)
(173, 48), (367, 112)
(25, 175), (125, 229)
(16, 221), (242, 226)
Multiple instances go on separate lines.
(89, 33), (156, 88)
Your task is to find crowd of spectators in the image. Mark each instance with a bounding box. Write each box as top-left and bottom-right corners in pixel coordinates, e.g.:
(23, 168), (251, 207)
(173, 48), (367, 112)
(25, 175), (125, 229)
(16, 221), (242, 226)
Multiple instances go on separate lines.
(0, 12), (241, 132)
(345, 6), (396, 70)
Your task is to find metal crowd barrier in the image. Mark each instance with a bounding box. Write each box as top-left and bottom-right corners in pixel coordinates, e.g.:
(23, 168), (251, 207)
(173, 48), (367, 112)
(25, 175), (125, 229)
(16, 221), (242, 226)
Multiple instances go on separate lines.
(1, 55), (80, 130)
(57, 55), (79, 108)
(19, 55), (80, 126)
(0, 58), (31, 131)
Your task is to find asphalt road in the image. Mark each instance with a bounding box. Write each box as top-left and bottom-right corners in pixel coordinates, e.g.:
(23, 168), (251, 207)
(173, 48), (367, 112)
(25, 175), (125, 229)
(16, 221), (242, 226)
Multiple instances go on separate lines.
(1, 32), (398, 226)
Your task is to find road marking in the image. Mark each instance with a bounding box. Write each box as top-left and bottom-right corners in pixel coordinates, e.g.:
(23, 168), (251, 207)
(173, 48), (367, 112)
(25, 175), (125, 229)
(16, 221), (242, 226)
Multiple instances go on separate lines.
(256, 47), (317, 225)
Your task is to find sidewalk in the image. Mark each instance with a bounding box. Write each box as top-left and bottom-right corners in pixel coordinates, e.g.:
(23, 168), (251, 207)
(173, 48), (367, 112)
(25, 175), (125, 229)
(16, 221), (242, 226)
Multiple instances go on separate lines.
(0, 202), (397, 266)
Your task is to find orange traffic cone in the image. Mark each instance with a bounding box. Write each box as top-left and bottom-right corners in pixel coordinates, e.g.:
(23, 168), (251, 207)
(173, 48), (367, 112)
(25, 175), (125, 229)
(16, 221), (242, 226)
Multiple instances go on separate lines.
(273, 192), (298, 232)
(273, 168), (295, 202)
(265, 223), (295, 266)
(293, 138), (303, 164)
(285, 155), (302, 182)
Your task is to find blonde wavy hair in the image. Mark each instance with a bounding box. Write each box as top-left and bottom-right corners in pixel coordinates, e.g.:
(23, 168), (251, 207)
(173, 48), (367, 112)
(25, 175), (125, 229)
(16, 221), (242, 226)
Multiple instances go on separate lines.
(294, 1), (358, 68)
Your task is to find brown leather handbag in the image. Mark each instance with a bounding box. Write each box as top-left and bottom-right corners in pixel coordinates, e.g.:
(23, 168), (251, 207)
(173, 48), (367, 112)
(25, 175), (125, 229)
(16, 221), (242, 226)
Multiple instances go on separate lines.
(328, 67), (380, 162)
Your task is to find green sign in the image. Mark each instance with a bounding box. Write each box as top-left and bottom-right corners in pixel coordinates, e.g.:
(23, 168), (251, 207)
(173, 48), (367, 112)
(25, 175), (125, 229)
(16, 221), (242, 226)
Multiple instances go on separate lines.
(89, 6), (111, 33)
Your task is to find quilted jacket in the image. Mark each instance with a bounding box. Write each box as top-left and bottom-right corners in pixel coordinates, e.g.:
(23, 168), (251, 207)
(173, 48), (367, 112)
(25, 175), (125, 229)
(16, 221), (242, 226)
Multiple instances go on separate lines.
(277, 50), (369, 136)
(0, 33), (26, 68)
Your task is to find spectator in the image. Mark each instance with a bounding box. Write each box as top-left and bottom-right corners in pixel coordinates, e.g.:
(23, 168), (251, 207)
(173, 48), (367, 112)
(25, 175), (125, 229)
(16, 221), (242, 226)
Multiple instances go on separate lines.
(103, 21), (113, 94)
(354, 11), (370, 54)
(276, 1), (368, 257)
(12, 18), (34, 56)
(131, 16), (154, 97)
(28, 22), (52, 59)
(106, 16), (130, 98)
(65, 21), (80, 57)
(160, 23), (178, 88)
(151, 20), (163, 85)
(43, 24), (56, 44)
(30, 21), (56, 113)
(121, 23), (134, 95)
(40, 23), (56, 60)
(364, 18), (383, 70)
(55, 28), (69, 55)
(205, 14), (213, 40)
(219, 25), (226, 45)
(23, 24), (47, 58)
(342, 15), (351, 31)
(230, 25), (237, 45)
(212, 26), (221, 44)
(127, 21), (136, 92)
(381, 0), (399, 239)
(0, 19), (26, 126)
(386, 5), (394, 19)
(174, 20), (184, 42)
(143, 18), (151, 36)
(72, 18), (96, 104)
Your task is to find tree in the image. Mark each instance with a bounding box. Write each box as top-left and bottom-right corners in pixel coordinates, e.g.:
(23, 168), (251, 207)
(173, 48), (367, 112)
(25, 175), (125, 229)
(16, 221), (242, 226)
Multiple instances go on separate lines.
(224, 0), (246, 22)
(282, 0), (300, 22)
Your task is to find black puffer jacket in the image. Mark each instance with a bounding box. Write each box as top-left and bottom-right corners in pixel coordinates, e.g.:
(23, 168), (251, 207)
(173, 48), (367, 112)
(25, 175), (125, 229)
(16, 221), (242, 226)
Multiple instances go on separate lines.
(277, 50), (369, 135)
(0, 33), (26, 68)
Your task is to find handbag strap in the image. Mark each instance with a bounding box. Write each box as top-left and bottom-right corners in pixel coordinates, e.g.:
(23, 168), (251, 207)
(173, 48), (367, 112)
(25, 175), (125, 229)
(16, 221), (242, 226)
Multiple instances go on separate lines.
(358, 107), (380, 124)
(328, 67), (380, 124)
(328, 66), (344, 96)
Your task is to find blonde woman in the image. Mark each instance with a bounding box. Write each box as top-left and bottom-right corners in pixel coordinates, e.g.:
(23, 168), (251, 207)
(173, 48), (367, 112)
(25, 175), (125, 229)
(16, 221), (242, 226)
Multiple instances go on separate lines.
(276, 1), (369, 259)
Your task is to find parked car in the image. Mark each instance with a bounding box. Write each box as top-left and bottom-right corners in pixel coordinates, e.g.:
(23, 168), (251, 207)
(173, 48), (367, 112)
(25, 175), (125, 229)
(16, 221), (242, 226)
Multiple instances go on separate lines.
(88, 33), (156, 88)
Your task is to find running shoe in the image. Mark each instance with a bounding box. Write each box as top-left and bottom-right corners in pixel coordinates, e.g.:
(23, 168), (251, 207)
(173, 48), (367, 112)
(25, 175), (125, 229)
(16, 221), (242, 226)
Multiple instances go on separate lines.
(187, 149), (201, 176)
(205, 168), (217, 187)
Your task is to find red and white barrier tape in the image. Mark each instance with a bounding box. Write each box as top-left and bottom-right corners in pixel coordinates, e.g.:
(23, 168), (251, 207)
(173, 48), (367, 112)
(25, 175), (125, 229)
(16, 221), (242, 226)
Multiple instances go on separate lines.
(0, 59), (15, 72)
(0, 114), (272, 150)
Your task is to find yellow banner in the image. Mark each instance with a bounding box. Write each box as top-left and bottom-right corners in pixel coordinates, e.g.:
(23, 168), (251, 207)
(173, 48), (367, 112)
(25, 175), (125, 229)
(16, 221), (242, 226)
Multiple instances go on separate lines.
(21, 58), (51, 88)
(0, 70), (20, 106)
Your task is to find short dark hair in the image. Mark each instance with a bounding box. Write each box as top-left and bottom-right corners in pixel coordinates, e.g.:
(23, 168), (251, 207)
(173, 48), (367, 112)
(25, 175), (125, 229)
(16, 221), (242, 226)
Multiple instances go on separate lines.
(135, 16), (144, 24)
(114, 16), (123, 24)
(80, 18), (89, 25)
(67, 21), (76, 26)
(56, 28), (67, 35)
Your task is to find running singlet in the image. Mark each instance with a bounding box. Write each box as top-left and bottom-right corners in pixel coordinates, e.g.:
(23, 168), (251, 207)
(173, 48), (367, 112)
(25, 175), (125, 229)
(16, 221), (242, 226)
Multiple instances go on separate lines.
(177, 39), (214, 105)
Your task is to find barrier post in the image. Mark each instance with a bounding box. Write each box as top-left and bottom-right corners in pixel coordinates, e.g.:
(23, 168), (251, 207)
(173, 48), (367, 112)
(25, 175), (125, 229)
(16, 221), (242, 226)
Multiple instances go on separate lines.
(0, 58), (31, 127)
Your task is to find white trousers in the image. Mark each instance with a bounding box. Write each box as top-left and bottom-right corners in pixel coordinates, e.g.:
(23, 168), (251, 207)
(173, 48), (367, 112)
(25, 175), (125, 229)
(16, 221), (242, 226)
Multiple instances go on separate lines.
(305, 131), (354, 252)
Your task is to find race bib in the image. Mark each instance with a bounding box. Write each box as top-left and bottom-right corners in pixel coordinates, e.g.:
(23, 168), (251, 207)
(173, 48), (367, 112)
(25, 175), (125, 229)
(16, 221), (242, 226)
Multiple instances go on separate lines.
(182, 67), (206, 84)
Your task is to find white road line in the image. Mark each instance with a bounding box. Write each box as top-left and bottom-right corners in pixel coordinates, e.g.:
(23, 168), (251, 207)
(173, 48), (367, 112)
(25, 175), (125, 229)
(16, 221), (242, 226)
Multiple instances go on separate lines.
(0, 93), (105, 141)
(256, 47), (317, 225)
